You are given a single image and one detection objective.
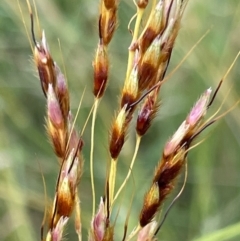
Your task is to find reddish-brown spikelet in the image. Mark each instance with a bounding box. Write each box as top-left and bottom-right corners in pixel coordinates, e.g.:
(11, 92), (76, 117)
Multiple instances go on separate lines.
(154, 150), (185, 201)
(138, 1), (164, 55)
(139, 182), (160, 227)
(100, 0), (118, 46)
(55, 65), (70, 122)
(109, 106), (130, 159)
(47, 84), (64, 129)
(136, 87), (160, 136)
(140, 148), (185, 227)
(50, 146), (82, 229)
(54, 178), (75, 222)
(158, 18), (180, 69)
(163, 88), (212, 157)
(34, 31), (56, 97)
(121, 65), (140, 108)
(109, 124), (125, 160)
(138, 61), (157, 92)
(93, 42), (109, 98)
(47, 84), (67, 159)
(139, 87), (214, 227)
(138, 35), (162, 91)
(138, 0), (184, 87)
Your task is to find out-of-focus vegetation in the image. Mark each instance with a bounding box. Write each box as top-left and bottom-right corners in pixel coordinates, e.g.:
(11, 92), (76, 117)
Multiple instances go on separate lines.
(0, 0), (240, 240)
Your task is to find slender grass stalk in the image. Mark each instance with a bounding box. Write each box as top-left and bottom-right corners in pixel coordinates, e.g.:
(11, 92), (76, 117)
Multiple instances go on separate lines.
(113, 134), (141, 204)
(90, 99), (99, 217)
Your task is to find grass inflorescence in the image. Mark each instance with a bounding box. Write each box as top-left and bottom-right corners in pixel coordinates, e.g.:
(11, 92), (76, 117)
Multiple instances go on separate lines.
(1, 0), (240, 241)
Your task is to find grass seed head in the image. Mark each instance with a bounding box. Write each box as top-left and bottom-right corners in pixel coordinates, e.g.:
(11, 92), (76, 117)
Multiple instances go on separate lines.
(138, 1), (164, 55)
(100, 1), (118, 45)
(55, 65), (70, 121)
(90, 197), (106, 241)
(50, 149), (81, 229)
(136, 88), (160, 136)
(56, 177), (75, 219)
(109, 105), (130, 159)
(164, 88), (213, 158)
(154, 148), (186, 202)
(93, 43), (109, 98)
(139, 182), (160, 227)
(140, 145), (186, 228)
(34, 31), (56, 97)
(163, 120), (189, 157)
(138, 35), (162, 91)
(47, 84), (67, 158)
(22, 0), (232, 240)
(121, 65), (139, 108)
(186, 88), (212, 128)
(47, 84), (65, 130)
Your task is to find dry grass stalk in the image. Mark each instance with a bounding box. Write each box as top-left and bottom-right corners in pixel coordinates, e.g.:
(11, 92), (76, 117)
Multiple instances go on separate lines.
(17, 0), (239, 240)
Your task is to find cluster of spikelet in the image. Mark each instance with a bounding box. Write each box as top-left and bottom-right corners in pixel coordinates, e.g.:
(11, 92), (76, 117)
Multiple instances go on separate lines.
(22, 0), (238, 240)
(33, 22), (84, 241)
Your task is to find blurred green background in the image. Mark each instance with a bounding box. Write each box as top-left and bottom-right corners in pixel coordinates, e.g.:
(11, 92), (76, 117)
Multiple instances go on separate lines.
(0, 0), (240, 240)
